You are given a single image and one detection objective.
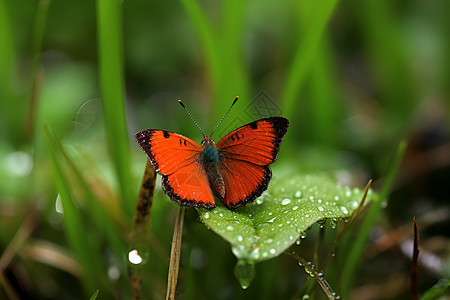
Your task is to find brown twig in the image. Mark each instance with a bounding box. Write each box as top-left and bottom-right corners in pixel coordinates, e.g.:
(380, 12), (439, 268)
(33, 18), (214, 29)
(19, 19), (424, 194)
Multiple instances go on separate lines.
(165, 206), (186, 300)
(128, 160), (156, 300)
(411, 217), (419, 300)
(0, 213), (37, 272)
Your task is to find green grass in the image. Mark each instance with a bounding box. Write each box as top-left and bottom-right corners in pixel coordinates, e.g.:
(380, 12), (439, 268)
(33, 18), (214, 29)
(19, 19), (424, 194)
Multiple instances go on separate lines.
(97, 0), (135, 219)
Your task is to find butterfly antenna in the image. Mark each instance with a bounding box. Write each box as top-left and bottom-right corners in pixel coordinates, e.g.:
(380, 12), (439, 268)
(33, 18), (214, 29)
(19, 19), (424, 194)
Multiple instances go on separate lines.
(178, 100), (206, 138)
(210, 96), (239, 137)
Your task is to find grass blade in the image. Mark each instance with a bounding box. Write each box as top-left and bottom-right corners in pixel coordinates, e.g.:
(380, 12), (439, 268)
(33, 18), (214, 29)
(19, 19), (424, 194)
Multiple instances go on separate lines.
(44, 126), (102, 293)
(96, 0), (135, 218)
(281, 0), (339, 118)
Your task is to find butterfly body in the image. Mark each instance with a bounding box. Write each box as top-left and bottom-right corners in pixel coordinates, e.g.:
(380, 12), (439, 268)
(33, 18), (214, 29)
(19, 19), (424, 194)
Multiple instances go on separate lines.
(199, 139), (225, 199)
(135, 116), (289, 209)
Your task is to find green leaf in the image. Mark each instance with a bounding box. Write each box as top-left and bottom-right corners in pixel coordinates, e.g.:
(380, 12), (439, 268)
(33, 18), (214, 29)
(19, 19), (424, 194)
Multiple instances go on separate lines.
(197, 174), (375, 262)
(420, 279), (450, 300)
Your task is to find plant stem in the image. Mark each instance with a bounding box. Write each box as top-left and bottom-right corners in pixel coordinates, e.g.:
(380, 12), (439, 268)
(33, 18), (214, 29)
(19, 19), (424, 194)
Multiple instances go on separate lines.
(128, 160), (156, 300)
(411, 217), (419, 300)
(166, 206), (186, 300)
(286, 250), (339, 300)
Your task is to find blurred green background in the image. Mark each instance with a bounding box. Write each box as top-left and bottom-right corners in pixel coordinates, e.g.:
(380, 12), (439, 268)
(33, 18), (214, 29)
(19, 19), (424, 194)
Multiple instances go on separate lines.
(1, 0), (449, 299)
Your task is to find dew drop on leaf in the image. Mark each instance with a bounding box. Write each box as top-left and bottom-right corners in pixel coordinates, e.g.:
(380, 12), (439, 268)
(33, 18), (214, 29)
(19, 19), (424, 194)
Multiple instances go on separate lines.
(234, 259), (255, 289)
(340, 206), (349, 214)
(329, 219), (337, 229)
(281, 198), (291, 205)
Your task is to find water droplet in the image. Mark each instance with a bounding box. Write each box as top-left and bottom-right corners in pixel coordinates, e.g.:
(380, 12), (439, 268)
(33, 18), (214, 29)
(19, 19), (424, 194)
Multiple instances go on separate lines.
(237, 235), (243, 241)
(203, 212), (210, 219)
(267, 217), (277, 223)
(269, 248), (276, 254)
(340, 206), (349, 214)
(318, 199), (322, 203)
(330, 219), (337, 229)
(226, 225), (234, 231)
(292, 206), (299, 211)
(234, 260), (255, 289)
(219, 213), (224, 217)
(300, 231), (307, 239)
(128, 249), (143, 265)
(231, 245), (246, 259)
(108, 266), (120, 280)
(249, 246), (260, 260)
(55, 194), (63, 214)
(5, 151), (33, 177)
(345, 189), (352, 197)
(349, 200), (358, 209)
(318, 206), (324, 211)
(334, 196), (340, 201)
(281, 198), (291, 205)
(256, 198), (263, 204)
(295, 190), (302, 198)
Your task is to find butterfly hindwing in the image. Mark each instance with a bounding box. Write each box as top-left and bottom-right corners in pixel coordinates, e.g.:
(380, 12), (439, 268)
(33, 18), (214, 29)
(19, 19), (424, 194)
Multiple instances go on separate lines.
(217, 117), (289, 208)
(135, 129), (216, 208)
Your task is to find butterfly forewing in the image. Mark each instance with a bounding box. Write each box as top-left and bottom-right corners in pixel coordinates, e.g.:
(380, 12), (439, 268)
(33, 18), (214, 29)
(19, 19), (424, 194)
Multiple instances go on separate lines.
(216, 117), (289, 165)
(135, 129), (216, 208)
(217, 117), (289, 208)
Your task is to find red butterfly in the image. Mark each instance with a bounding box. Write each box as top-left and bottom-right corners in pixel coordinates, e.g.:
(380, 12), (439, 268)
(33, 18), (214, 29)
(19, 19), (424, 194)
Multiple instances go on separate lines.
(135, 97), (289, 209)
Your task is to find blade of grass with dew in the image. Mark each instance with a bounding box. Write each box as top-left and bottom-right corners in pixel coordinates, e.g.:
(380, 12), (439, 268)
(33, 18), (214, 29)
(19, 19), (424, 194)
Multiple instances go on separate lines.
(45, 125), (103, 293)
(96, 0), (135, 218)
(281, 0), (339, 119)
(340, 140), (407, 298)
(287, 251), (338, 300)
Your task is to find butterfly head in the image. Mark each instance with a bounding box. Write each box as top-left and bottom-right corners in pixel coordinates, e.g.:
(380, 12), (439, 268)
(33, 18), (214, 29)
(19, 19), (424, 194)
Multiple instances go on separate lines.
(179, 97), (239, 144)
(201, 137), (216, 147)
